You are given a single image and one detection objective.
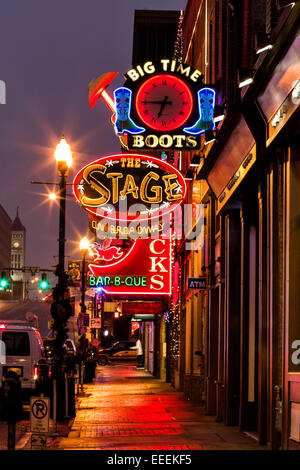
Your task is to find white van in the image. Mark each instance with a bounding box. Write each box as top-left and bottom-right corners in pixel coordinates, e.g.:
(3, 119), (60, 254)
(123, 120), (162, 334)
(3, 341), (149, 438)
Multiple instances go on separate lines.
(0, 320), (44, 402)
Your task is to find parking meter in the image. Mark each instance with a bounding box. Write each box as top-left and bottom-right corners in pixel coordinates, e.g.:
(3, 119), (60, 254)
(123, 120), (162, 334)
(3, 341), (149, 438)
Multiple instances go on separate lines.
(63, 353), (75, 375)
(50, 358), (62, 380)
(2, 370), (22, 424)
(35, 359), (51, 396)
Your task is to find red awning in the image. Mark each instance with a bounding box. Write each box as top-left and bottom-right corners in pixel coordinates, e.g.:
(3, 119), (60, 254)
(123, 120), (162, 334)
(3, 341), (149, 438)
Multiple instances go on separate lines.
(122, 302), (163, 316)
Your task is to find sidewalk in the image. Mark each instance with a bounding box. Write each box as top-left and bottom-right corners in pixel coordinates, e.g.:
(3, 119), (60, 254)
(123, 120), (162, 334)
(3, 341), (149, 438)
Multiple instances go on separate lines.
(49, 364), (267, 451)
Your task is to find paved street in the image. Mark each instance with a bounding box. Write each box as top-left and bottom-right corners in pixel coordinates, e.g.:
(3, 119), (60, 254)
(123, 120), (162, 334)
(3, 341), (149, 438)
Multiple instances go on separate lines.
(49, 364), (265, 451)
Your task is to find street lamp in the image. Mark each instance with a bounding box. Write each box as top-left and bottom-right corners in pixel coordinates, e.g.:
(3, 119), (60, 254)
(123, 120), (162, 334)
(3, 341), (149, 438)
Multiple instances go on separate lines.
(80, 237), (89, 314)
(55, 135), (72, 281)
(51, 135), (73, 357)
(55, 136), (72, 287)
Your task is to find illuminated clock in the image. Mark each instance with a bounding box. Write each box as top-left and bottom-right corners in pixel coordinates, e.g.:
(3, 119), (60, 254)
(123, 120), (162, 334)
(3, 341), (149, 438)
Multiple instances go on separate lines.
(13, 242), (20, 248)
(135, 74), (193, 132)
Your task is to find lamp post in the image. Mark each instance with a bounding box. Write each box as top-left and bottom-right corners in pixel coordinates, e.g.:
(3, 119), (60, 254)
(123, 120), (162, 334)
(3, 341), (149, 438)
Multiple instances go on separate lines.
(80, 237), (89, 315)
(51, 136), (73, 357)
(55, 136), (72, 290)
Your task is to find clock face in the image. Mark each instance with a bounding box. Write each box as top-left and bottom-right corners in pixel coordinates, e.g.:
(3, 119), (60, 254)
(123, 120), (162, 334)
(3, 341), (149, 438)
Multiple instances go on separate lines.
(13, 242), (20, 248)
(135, 74), (193, 131)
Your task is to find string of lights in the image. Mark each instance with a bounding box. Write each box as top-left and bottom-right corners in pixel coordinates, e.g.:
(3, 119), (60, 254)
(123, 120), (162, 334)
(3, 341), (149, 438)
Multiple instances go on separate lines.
(173, 10), (184, 63)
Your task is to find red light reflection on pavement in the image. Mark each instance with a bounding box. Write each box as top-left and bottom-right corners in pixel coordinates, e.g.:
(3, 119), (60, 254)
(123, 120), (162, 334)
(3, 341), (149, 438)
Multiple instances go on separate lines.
(51, 365), (263, 451)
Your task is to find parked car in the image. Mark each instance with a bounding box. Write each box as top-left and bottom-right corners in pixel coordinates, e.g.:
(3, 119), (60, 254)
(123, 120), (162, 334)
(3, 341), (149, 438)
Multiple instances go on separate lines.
(0, 320), (44, 403)
(42, 336), (77, 361)
(96, 341), (136, 365)
(64, 338), (76, 356)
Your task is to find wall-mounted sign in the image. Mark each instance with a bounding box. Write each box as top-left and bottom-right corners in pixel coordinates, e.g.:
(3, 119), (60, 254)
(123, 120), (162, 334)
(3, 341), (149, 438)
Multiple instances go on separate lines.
(188, 277), (206, 290)
(88, 238), (171, 296)
(119, 60), (216, 150)
(73, 153), (186, 222)
(88, 212), (167, 239)
(88, 239), (136, 268)
(90, 318), (102, 329)
(67, 260), (81, 286)
(87, 59), (216, 150)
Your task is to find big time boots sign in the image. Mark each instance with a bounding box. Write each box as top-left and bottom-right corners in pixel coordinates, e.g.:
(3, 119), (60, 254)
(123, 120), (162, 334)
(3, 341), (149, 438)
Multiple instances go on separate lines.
(88, 59), (217, 150)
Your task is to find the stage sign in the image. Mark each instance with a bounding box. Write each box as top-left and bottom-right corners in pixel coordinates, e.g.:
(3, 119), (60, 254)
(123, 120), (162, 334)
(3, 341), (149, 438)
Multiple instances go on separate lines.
(73, 153), (186, 223)
(88, 237), (172, 296)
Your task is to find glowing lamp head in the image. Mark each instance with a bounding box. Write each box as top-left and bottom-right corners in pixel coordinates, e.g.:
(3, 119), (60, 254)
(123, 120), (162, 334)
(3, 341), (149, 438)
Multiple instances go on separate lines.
(49, 193), (57, 200)
(103, 329), (109, 337)
(80, 236), (90, 252)
(55, 136), (72, 175)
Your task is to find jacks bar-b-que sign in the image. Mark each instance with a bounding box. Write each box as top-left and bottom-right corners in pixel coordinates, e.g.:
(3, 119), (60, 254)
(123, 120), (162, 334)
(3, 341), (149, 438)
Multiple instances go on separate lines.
(73, 153), (186, 223)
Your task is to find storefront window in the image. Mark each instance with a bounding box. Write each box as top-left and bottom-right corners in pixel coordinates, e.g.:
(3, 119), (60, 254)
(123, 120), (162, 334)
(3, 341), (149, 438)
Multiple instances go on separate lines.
(258, 34), (300, 121)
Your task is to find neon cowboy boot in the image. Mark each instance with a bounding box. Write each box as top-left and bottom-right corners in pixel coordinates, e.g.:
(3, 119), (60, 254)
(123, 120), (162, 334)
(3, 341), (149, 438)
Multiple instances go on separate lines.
(113, 87), (145, 134)
(183, 87), (215, 135)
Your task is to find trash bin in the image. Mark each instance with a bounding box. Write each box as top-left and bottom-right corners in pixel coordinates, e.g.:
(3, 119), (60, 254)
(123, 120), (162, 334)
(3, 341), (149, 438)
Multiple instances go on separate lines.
(84, 359), (96, 383)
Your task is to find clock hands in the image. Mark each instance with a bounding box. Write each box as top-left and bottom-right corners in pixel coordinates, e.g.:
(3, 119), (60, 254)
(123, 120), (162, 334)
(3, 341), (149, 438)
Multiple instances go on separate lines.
(158, 96), (171, 118)
(141, 96), (172, 118)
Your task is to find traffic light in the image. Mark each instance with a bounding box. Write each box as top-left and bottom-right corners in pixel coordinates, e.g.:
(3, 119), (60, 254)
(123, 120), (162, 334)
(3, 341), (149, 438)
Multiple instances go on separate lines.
(39, 273), (49, 290)
(0, 272), (9, 290)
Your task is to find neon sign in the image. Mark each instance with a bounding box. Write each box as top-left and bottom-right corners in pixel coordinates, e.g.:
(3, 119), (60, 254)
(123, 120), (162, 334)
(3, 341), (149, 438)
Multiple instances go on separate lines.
(87, 238), (172, 296)
(88, 239), (137, 269)
(88, 212), (166, 239)
(183, 88), (216, 135)
(73, 153), (186, 222)
(87, 59), (217, 150)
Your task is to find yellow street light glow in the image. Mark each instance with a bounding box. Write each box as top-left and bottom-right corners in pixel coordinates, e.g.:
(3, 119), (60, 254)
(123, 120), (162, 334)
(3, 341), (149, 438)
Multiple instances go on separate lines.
(49, 193), (57, 200)
(80, 236), (90, 251)
(55, 136), (72, 168)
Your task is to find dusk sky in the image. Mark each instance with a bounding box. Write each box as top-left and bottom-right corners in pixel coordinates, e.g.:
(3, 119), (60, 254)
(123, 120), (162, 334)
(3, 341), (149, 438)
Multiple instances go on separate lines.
(0, 0), (186, 271)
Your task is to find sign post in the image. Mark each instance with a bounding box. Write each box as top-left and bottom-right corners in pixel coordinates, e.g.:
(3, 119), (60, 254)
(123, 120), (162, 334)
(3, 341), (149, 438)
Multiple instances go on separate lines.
(30, 396), (50, 450)
(90, 318), (102, 329)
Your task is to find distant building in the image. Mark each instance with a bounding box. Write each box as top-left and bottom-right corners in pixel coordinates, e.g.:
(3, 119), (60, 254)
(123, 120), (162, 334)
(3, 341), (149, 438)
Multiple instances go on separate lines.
(0, 204), (12, 272)
(11, 207), (26, 299)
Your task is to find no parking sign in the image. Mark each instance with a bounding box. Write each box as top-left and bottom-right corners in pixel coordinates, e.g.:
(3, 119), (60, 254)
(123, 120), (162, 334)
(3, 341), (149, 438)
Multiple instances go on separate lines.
(30, 397), (50, 434)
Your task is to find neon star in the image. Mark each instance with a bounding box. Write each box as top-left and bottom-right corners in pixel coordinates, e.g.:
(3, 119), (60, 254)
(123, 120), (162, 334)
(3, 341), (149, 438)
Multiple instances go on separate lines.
(142, 160), (157, 169)
(174, 184), (183, 194)
(106, 159), (114, 167)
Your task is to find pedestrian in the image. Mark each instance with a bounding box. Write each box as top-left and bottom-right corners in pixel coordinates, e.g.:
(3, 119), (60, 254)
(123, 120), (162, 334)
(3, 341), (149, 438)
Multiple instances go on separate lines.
(131, 334), (144, 369)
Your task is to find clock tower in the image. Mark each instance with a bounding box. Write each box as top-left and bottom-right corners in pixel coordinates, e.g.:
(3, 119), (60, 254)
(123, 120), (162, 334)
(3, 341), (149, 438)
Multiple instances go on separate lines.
(11, 207), (26, 299)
